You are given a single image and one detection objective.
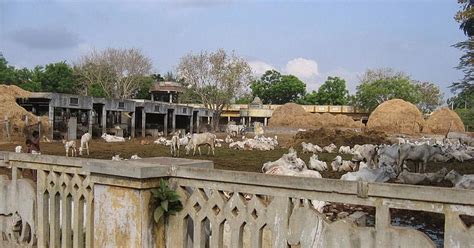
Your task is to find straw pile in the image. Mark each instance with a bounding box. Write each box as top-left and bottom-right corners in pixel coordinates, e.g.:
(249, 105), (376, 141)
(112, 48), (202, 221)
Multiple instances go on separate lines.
(366, 99), (424, 134)
(0, 84), (49, 140)
(424, 107), (465, 134)
(268, 103), (364, 129)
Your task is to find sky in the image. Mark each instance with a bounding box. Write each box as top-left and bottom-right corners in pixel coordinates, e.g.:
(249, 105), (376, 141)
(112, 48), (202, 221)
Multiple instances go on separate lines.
(0, 0), (467, 97)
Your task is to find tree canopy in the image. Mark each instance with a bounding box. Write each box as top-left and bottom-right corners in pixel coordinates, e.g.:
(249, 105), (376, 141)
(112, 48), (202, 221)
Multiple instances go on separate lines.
(250, 70), (306, 104)
(74, 48), (152, 99)
(177, 49), (252, 130)
(452, 0), (474, 93)
(316, 76), (349, 105)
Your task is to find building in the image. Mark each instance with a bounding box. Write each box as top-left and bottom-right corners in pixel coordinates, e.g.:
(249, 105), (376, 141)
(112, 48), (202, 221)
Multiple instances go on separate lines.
(149, 81), (185, 103)
(16, 92), (213, 140)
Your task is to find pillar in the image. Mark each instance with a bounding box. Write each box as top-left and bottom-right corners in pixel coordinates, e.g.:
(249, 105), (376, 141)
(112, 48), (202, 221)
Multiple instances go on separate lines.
(227, 116), (230, 123)
(164, 113), (168, 136)
(151, 94), (154, 102)
(264, 117), (268, 126)
(249, 116), (252, 125)
(172, 111), (176, 134)
(196, 115), (200, 133)
(207, 116), (210, 125)
(89, 109), (94, 135)
(48, 103), (54, 140)
(242, 117), (246, 126)
(169, 92), (172, 103)
(142, 109), (146, 138)
(130, 112), (135, 138)
(189, 113), (194, 134)
(102, 106), (107, 135)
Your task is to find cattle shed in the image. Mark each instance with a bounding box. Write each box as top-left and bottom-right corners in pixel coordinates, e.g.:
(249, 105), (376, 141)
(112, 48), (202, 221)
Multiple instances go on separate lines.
(17, 93), (213, 140)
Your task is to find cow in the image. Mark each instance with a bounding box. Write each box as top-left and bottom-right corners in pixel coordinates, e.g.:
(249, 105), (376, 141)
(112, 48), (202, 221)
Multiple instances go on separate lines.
(62, 140), (77, 157)
(398, 144), (443, 173)
(226, 124), (245, 137)
(79, 132), (92, 156)
(170, 133), (180, 157)
(185, 132), (216, 156)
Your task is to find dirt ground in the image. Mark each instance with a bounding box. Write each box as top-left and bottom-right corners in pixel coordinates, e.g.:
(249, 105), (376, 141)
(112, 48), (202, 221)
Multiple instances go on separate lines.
(1, 132), (472, 181)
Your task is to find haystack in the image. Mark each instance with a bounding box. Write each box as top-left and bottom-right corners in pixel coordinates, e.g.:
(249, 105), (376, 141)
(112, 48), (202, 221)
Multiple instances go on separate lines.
(424, 107), (465, 134)
(269, 103), (365, 129)
(0, 84), (49, 140)
(366, 99), (424, 134)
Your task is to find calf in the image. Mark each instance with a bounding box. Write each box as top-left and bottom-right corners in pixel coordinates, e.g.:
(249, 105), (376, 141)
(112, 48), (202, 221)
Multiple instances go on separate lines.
(63, 140), (77, 157)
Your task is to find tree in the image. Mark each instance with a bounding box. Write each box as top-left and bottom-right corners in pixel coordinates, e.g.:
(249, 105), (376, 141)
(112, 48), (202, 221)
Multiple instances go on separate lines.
(354, 69), (421, 111)
(447, 87), (474, 109)
(452, 1), (474, 93)
(75, 48), (152, 99)
(0, 53), (17, 84)
(297, 90), (318, 105)
(177, 49), (252, 130)
(415, 81), (444, 113)
(317, 76), (349, 105)
(38, 62), (79, 94)
(250, 70), (306, 104)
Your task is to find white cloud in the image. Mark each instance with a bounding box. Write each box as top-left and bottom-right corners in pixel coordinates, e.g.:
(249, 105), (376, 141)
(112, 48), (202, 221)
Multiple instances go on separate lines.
(284, 58), (319, 80)
(248, 60), (274, 76)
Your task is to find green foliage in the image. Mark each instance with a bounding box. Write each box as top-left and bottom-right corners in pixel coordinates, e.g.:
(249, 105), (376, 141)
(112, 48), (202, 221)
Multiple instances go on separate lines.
(415, 81), (444, 113)
(134, 76), (155, 99)
(455, 108), (474, 131)
(234, 93), (253, 104)
(39, 62), (79, 94)
(297, 90), (318, 105)
(355, 77), (421, 112)
(250, 70), (306, 104)
(452, 1), (474, 93)
(317, 76), (349, 105)
(447, 88), (474, 109)
(151, 179), (183, 224)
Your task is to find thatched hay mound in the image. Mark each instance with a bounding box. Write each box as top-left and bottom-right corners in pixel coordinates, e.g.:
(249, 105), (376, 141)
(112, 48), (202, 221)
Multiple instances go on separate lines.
(268, 103), (364, 129)
(424, 107), (465, 134)
(367, 99), (424, 134)
(0, 84), (49, 140)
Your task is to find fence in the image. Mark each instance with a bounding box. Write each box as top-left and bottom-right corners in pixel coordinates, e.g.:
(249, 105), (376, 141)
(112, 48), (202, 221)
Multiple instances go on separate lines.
(0, 152), (473, 247)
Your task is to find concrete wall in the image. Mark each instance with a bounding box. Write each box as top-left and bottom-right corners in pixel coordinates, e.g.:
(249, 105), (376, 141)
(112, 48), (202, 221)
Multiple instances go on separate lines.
(2, 153), (473, 248)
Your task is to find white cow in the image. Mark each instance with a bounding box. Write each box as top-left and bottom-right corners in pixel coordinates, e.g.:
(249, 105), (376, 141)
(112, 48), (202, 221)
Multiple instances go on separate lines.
(226, 124), (245, 137)
(170, 133), (180, 157)
(301, 142), (323, 153)
(340, 165), (397, 183)
(63, 140), (77, 157)
(308, 154), (328, 172)
(262, 148), (306, 173)
(79, 132), (92, 156)
(338, 146), (352, 155)
(185, 132), (216, 156)
(445, 170), (474, 189)
(322, 143), (337, 153)
(15, 146), (22, 153)
(101, 133), (125, 143)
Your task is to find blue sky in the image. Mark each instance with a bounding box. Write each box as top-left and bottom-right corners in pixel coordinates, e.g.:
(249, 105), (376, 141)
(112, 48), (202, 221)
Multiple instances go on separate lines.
(0, 0), (466, 97)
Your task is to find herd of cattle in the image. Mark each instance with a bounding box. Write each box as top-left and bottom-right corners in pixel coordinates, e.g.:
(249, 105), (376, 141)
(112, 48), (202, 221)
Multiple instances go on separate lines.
(13, 123), (474, 191)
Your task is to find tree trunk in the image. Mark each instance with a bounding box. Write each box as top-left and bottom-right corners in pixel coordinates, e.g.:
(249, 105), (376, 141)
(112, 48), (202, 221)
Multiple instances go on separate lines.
(212, 111), (221, 132)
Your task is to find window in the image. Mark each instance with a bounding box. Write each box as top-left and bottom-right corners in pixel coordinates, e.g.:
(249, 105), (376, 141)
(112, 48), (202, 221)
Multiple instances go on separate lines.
(182, 108), (187, 114)
(205, 110), (209, 116)
(118, 102), (125, 109)
(70, 97), (79, 106)
(154, 105), (160, 112)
